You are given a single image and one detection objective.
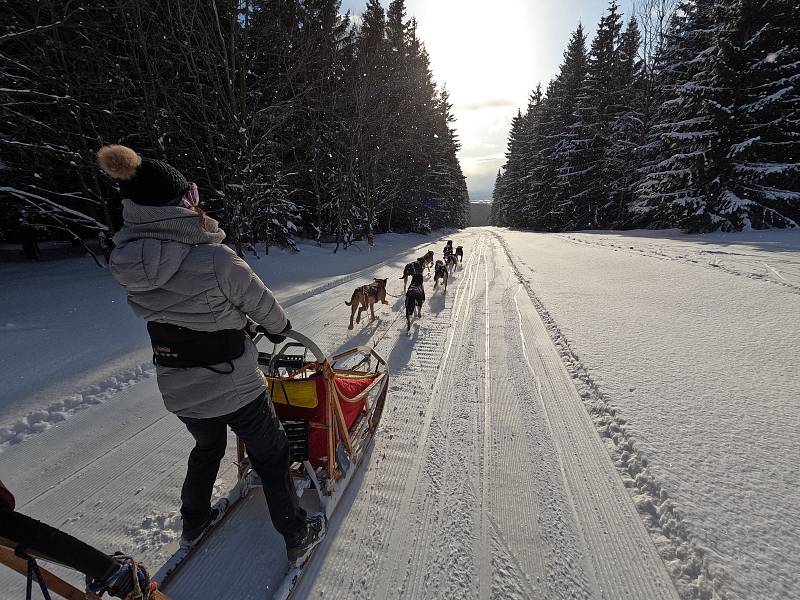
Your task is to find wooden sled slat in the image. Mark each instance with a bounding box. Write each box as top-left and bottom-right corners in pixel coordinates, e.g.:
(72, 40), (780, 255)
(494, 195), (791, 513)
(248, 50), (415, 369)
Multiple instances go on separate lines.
(0, 545), (88, 600)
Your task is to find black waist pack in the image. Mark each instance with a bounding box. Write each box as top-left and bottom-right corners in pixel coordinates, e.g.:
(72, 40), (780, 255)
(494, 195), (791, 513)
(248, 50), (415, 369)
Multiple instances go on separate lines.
(147, 322), (246, 370)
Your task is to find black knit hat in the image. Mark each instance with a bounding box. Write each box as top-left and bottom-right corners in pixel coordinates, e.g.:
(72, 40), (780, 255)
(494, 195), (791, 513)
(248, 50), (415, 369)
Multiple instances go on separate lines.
(97, 145), (188, 206)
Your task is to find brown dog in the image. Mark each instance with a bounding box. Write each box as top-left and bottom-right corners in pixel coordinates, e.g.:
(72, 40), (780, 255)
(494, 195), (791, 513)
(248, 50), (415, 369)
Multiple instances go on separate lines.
(345, 278), (389, 329)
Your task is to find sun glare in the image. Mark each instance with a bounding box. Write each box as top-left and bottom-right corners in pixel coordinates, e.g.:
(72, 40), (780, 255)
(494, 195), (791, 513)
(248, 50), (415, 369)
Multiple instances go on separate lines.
(410, 0), (538, 199)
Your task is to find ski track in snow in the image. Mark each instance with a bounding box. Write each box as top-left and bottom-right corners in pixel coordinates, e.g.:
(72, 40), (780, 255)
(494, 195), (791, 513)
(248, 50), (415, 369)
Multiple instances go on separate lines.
(493, 231), (724, 600)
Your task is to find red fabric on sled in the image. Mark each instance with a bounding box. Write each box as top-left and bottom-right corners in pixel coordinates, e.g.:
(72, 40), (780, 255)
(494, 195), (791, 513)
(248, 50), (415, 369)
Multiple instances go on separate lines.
(272, 374), (374, 467)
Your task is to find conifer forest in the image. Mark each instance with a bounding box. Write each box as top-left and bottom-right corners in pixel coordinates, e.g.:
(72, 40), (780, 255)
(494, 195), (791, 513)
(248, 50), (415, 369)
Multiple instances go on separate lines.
(1, 1), (469, 252)
(490, 0), (799, 232)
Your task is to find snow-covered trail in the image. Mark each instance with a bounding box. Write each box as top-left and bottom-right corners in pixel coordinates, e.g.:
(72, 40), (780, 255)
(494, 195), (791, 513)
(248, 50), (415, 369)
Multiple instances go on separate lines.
(0, 228), (681, 600)
(294, 232), (677, 600)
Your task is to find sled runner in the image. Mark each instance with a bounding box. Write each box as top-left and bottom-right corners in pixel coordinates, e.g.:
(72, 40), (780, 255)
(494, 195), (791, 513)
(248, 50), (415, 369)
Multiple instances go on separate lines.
(157, 330), (389, 599)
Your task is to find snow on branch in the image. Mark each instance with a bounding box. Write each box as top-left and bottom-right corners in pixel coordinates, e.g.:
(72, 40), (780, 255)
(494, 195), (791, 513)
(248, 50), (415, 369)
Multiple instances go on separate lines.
(0, 187), (108, 231)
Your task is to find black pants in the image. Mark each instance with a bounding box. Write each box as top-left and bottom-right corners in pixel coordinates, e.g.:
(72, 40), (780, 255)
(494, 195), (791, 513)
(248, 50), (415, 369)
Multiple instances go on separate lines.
(178, 392), (307, 542)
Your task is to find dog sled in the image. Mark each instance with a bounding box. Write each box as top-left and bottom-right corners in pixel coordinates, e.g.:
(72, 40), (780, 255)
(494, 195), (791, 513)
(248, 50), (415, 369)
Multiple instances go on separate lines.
(156, 330), (389, 599)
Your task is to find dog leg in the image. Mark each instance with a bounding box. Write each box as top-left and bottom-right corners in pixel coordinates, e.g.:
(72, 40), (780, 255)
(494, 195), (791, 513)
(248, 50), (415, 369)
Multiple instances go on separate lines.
(370, 303), (375, 322)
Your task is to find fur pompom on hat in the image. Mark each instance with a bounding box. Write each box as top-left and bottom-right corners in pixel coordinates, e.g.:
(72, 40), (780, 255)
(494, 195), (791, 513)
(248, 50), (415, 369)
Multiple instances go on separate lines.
(97, 144), (189, 207)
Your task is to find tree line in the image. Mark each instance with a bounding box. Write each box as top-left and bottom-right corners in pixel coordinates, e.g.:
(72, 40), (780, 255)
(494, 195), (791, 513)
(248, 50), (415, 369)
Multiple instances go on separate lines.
(491, 0), (799, 232)
(1, 0), (469, 254)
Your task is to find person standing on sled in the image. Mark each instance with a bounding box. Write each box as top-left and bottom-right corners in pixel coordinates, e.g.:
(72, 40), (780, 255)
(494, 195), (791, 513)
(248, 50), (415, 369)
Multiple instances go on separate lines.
(98, 145), (324, 564)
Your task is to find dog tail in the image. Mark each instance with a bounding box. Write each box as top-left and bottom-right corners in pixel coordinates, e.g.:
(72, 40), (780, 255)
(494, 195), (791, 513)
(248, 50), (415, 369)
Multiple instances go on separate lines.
(344, 300), (352, 306)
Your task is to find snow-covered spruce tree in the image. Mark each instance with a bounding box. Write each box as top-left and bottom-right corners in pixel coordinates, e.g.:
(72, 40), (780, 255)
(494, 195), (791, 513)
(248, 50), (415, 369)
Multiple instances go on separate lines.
(498, 109), (529, 228)
(378, 0), (415, 232)
(343, 0), (388, 246)
(340, 2), (467, 239)
(605, 16), (647, 226)
(425, 87), (470, 230)
(634, 0), (721, 230)
(636, 0), (797, 230)
(712, 0), (799, 228)
(507, 86), (544, 228)
(494, 29), (588, 232)
(490, 169), (507, 225)
(524, 79), (561, 230)
(261, 0), (352, 246)
(533, 25), (589, 230)
(506, 86), (542, 227)
(558, 1), (624, 230)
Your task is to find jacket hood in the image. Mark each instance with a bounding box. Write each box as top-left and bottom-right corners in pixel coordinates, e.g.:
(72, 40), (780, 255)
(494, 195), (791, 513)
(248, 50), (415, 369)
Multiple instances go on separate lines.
(110, 238), (192, 292)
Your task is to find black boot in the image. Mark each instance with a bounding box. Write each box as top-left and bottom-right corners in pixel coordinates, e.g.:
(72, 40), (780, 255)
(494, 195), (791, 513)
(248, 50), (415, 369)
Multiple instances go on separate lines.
(286, 513), (327, 566)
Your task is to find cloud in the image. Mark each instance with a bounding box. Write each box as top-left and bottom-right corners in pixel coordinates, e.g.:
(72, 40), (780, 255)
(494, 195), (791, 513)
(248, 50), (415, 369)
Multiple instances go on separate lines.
(459, 153), (504, 202)
(456, 98), (517, 111)
(465, 154), (505, 163)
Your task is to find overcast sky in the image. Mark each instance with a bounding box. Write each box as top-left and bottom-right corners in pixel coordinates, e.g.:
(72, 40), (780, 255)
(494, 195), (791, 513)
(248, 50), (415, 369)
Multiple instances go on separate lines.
(340, 0), (636, 201)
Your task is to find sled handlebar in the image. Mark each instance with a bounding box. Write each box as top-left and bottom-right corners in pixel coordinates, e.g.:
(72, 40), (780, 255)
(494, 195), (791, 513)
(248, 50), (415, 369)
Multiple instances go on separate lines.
(255, 329), (326, 363)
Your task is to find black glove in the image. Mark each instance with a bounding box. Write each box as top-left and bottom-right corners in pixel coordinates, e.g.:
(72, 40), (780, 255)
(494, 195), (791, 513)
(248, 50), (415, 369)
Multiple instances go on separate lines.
(265, 319), (291, 345)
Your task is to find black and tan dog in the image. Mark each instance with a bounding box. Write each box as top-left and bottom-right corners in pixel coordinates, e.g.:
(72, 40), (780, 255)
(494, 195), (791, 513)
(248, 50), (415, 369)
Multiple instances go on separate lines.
(455, 246), (464, 263)
(443, 240), (453, 256)
(405, 273), (425, 332)
(400, 257), (425, 290)
(422, 250), (435, 271)
(433, 259), (448, 292)
(345, 278), (389, 330)
(445, 253), (458, 273)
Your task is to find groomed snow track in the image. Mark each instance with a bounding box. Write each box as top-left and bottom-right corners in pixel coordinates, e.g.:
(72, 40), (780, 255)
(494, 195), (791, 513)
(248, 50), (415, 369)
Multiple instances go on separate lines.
(1, 229), (681, 600)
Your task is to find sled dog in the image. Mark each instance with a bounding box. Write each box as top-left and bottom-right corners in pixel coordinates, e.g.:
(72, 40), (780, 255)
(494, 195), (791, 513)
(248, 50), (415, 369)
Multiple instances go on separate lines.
(400, 258), (426, 290)
(405, 273), (426, 332)
(433, 260), (448, 292)
(345, 278), (389, 329)
(445, 253), (458, 273)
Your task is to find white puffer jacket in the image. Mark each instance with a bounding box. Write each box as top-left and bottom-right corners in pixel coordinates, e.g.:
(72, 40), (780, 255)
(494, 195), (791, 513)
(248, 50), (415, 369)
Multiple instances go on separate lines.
(111, 200), (287, 418)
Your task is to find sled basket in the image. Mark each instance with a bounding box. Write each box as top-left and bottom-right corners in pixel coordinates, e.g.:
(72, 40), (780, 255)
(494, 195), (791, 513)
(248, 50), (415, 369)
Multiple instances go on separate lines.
(253, 331), (388, 493)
